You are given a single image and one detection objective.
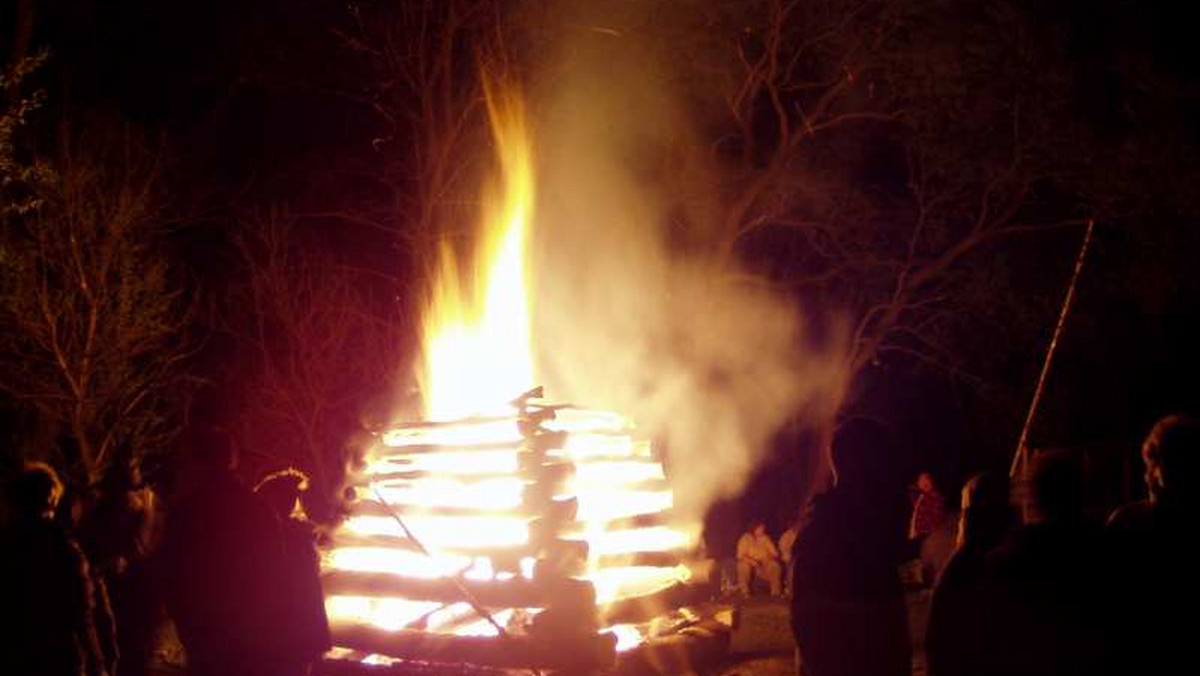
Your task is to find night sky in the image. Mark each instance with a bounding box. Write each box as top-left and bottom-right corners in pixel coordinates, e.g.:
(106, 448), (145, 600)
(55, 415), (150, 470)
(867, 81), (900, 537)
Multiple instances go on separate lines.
(5, 0), (1200, 522)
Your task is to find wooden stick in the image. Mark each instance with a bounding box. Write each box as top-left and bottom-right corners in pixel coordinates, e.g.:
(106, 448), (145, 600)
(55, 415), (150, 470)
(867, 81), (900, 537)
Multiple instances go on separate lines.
(1010, 219), (1096, 478)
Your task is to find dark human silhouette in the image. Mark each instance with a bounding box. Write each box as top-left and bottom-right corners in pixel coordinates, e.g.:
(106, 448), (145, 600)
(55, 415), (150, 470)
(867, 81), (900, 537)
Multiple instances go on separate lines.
(81, 460), (163, 676)
(254, 468), (332, 676)
(0, 462), (112, 676)
(778, 508), (807, 598)
(157, 430), (289, 676)
(1107, 414), (1200, 676)
(925, 471), (1014, 676)
(985, 449), (1107, 676)
(790, 419), (912, 676)
(702, 499), (742, 596)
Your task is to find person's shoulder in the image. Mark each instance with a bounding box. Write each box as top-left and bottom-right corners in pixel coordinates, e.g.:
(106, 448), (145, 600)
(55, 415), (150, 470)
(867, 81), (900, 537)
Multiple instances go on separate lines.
(985, 526), (1029, 573)
(1107, 499), (1154, 533)
(37, 523), (91, 572)
(283, 517), (318, 543)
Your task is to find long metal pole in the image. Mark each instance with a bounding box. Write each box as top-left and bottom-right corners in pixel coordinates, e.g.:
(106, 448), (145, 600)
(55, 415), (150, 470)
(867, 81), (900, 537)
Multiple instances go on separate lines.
(1009, 219), (1096, 478)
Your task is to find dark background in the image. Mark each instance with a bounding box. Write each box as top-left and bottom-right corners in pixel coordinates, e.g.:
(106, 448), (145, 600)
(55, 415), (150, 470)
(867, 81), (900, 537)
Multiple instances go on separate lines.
(4, 0), (1200, 533)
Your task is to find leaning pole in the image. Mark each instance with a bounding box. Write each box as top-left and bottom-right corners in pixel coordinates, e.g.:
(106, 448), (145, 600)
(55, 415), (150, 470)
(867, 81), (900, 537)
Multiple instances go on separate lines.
(1009, 219), (1097, 479)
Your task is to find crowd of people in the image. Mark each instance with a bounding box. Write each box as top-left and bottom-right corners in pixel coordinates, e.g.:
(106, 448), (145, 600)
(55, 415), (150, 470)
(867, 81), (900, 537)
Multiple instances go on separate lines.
(0, 430), (330, 676)
(786, 413), (1199, 676)
(4, 411), (1196, 676)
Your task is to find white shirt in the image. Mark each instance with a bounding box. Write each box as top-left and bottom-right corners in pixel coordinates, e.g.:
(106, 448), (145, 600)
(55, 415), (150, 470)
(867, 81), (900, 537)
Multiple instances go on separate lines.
(737, 531), (779, 563)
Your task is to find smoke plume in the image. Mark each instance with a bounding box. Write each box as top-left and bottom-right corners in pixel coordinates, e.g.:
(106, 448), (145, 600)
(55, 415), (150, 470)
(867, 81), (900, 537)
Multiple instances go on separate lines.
(526, 4), (848, 525)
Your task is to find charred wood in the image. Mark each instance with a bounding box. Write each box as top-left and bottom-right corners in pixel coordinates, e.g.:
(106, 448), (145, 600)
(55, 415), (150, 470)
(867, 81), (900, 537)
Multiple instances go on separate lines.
(328, 621), (618, 670)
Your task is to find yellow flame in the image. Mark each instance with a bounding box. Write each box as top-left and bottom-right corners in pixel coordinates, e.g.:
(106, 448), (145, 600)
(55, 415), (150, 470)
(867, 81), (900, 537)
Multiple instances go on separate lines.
(419, 80), (536, 420)
(324, 83), (704, 653)
(607, 624), (647, 652)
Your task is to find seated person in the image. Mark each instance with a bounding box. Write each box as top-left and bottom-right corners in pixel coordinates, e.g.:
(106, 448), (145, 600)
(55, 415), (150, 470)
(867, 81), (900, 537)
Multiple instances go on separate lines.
(736, 520), (782, 596)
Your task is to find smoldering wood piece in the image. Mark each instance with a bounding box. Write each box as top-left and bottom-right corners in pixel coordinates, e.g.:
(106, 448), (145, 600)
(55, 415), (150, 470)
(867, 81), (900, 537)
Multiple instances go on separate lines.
(327, 534), (690, 569)
(317, 654), (504, 676)
(612, 616), (733, 676)
(383, 415), (520, 432)
(528, 504), (583, 547)
(517, 457), (574, 482)
(586, 508), (677, 530)
(328, 532), (533, 560)
(599, 580), (714, 625)
(522, 430), (568, 454)
(350, 471), (668, 496)
(349, 500), (528, 520)
(595, 549), (691, 569)
(323, 569), (597, 608)
(373, 438), (526, 453)
(518, 461), (576, 509)
(352, 468), (522, 485)
(327, 621), (618, 670)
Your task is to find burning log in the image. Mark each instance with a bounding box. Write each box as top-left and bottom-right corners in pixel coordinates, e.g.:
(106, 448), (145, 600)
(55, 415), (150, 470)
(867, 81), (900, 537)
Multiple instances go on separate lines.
(614, 616), (733, 676)
(324, 397), (707, 669)
(328, 621), (618, 671)
(322, 570), (596, 609)
(600, 581), (708, 625)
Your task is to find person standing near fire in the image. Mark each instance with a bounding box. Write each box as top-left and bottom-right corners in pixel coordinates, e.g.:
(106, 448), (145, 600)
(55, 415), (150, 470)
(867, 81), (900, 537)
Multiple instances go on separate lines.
(736, 520), (783, 596)
(909, 471), (948, 540)
(254, 468), (331, 676)
(908, 471), (951, 586)
(157, 429), (290, 676)
(0, 462), (111, 676)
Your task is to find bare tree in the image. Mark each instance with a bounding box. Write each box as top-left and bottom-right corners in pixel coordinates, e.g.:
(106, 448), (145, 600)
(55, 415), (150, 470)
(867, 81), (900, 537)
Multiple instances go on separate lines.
(638, 0), (1133, 488)
(0, 125), (194, 485)
(228, 208), (403, 512)
(330, 0), (508, 258)
(325, 1), (1124, 489)
(696, 2), (1105, 386)
(2, 48), (53, 218)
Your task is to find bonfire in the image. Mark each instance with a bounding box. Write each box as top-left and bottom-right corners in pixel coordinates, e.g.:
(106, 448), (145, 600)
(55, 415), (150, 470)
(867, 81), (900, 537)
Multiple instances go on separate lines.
(318, 81), (725, 673)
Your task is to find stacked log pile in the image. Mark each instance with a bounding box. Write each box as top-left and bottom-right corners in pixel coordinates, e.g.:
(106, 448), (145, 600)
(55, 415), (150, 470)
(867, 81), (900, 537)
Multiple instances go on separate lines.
(320, 391), (716, 671)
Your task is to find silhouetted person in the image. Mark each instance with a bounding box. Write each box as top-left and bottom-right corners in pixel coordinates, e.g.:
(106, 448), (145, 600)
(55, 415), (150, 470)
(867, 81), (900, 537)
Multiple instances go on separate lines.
(1107, 414), (1200, 676)
(81, 460), (163, 676)
(986, 449), (1107, 676)
(702, 499), (742, 596)
(0, 462), (110, 676)
(157, 431), (289, 676)
(926, 471), (1014, 676)
(254, 469), (331, 676)
(778, 510), (807, 598)
(790, 419), (912, 676)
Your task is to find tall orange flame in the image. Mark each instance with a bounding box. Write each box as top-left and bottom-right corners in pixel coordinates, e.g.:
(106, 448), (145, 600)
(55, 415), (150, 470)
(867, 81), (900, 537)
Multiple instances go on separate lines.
(418, 79), (536, 420)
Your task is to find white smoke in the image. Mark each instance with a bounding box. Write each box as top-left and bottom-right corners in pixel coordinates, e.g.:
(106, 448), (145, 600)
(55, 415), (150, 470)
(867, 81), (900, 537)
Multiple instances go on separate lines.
(527, 8), (848, 524)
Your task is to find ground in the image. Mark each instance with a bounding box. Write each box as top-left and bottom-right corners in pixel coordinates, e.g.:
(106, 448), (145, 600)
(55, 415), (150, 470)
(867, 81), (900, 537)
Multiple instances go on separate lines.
(147, 590), (934, 676)
(708, 589), (932, 676)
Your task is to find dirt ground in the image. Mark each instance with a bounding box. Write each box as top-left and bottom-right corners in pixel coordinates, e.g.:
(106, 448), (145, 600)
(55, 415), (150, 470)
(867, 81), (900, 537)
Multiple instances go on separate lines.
(149, 590), (933, 676)
(708, 589), (932, 676)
